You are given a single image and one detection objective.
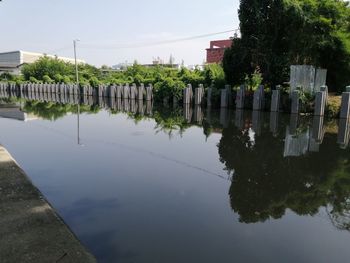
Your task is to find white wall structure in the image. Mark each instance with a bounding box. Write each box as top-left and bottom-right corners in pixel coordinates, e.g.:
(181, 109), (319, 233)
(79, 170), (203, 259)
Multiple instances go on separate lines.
(0, 51), (85, 75)
(290, 65), (327, 94)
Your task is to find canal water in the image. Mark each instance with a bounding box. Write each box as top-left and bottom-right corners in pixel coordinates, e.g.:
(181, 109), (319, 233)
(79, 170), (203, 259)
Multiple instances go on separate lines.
(0, 99), (350, 263)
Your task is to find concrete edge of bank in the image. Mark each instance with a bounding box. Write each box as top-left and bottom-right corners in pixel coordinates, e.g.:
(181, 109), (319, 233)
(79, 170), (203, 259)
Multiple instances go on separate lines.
(0, 145), (96, 263)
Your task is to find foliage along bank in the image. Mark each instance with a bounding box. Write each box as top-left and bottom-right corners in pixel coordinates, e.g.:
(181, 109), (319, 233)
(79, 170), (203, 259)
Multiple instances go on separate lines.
(0, 56), (226, 103)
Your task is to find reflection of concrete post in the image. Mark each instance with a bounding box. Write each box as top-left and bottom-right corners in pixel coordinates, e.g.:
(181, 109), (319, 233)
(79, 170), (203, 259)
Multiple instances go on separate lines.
(146, 100), (153, 115)
(269, 112), (279, 136)
(123, 99), (130, 112)
(207, 87), (212, 107)
(116, 98), (122, 111)
(236, 86), (245, 109)
(88, 95), (93, 106)
(338, 118), (350, 149)
(220, 107), (229, 127)
(225, 85), (233, 106)
(235, 109), (244, 130)
(183, 103), (192, 123)
(312, 116), (325, 143)
(138, 100), (144, 115)
(314, 91), (326, 116)
(291, 91), (300, 114)
(193, 105), (203, 124)
(289, 114), (299, 135)
(340, 92), (350, 119)
(252, 110), (262, 136)
(270, 90), (280, 112)
(130, 99), (137, 114)
(108, 95), (115, 110)
(206, 107), (212, 126)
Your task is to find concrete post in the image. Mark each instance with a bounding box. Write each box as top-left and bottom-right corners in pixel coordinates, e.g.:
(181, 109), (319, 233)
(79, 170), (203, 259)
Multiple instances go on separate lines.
(123, 84), (130, 100)
(110, 85), (116, 99)
(289, 114), (299, 135)
(116, 85), (122, 99)
(291, 91), (300, 114)
(221, 89), (228, 108)
(270, 112), (279, 136)
(130, 84), (137, 100)
(340, 92), (350, 119)
(183, 84), (193, 104)
(194, 84), (204, 105)
(320, 85), (328, 105)
(338, 118), (350, 149)
(253, 90), (262, 111)
(312, 116), (325, 144)
(314, 91), (326, 116)
(145, 84), (153, 101)
(138, 84), (144, 100)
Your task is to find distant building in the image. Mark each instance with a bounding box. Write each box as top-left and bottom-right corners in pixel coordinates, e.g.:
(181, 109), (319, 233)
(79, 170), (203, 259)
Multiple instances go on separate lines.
(0, 50), (85, 75)
(206, 39), (233, 64)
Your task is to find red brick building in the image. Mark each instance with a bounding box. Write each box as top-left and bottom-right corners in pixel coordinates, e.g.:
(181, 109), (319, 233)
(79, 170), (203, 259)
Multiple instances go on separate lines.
(206, 39), (233, 64)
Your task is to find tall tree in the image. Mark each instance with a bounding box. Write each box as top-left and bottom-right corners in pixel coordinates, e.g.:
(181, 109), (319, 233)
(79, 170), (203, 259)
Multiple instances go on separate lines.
(224, 0), (350, 91)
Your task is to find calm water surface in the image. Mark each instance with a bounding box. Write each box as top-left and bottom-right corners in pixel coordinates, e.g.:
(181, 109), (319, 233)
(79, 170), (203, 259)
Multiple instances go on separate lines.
(0, 99), (350, 263)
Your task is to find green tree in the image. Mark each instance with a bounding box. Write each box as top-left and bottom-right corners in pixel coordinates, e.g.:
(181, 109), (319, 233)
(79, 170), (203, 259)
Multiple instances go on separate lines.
(224, 0), (350, 91)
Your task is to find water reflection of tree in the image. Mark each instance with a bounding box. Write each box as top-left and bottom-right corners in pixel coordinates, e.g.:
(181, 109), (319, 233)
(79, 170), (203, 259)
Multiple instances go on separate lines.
(218, 121), (350, 226)
(23, 101), (99, 121)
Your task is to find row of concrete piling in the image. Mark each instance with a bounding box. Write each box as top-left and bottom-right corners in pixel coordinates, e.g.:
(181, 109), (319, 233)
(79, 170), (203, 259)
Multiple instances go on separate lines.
(0, 85), (349, 149)
(1, 82), (350, 119)
(0, 82), (154, 102)
(188, 83), (350, 119)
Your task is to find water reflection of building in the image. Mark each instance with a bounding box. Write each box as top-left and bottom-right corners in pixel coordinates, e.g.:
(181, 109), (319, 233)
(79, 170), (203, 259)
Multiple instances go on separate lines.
(0, 106), (38, 121)
(283, 115), (326, 157)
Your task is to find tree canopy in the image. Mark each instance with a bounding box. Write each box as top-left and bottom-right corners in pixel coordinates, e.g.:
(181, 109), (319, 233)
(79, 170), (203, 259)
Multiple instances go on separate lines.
(223, 0), (350, 92)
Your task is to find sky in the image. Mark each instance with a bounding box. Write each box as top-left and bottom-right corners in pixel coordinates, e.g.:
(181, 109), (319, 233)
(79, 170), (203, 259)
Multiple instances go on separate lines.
(0, 0), (240, 67)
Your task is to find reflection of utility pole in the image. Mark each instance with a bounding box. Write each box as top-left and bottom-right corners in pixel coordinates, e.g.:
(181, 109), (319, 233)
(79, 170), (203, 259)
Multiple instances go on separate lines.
(74, 39), (82, 146)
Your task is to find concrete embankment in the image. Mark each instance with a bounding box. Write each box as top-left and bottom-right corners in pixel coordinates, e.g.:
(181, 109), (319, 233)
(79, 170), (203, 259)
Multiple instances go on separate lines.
(0, 145), (96, 263)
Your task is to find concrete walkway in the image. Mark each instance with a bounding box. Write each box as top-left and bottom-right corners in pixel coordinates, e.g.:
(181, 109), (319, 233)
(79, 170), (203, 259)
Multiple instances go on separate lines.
(0, 145), (96, 263)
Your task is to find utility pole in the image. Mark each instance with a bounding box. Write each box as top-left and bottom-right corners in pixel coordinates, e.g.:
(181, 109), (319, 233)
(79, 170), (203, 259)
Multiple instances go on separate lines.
(73, 39), (82, 145)
(73, 39), (80, 89)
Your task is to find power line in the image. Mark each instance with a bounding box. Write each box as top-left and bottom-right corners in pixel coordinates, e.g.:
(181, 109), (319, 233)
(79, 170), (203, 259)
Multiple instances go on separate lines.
(79, 29), (239, 50)
(43, 28), (239, 58)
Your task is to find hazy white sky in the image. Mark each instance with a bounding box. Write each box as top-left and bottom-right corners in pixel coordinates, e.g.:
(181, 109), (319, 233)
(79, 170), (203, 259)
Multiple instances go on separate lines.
(0, 0), (240, 66)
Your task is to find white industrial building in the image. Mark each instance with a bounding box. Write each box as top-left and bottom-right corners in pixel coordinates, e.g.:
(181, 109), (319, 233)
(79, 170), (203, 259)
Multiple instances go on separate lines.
(0, 50), (85, 75)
